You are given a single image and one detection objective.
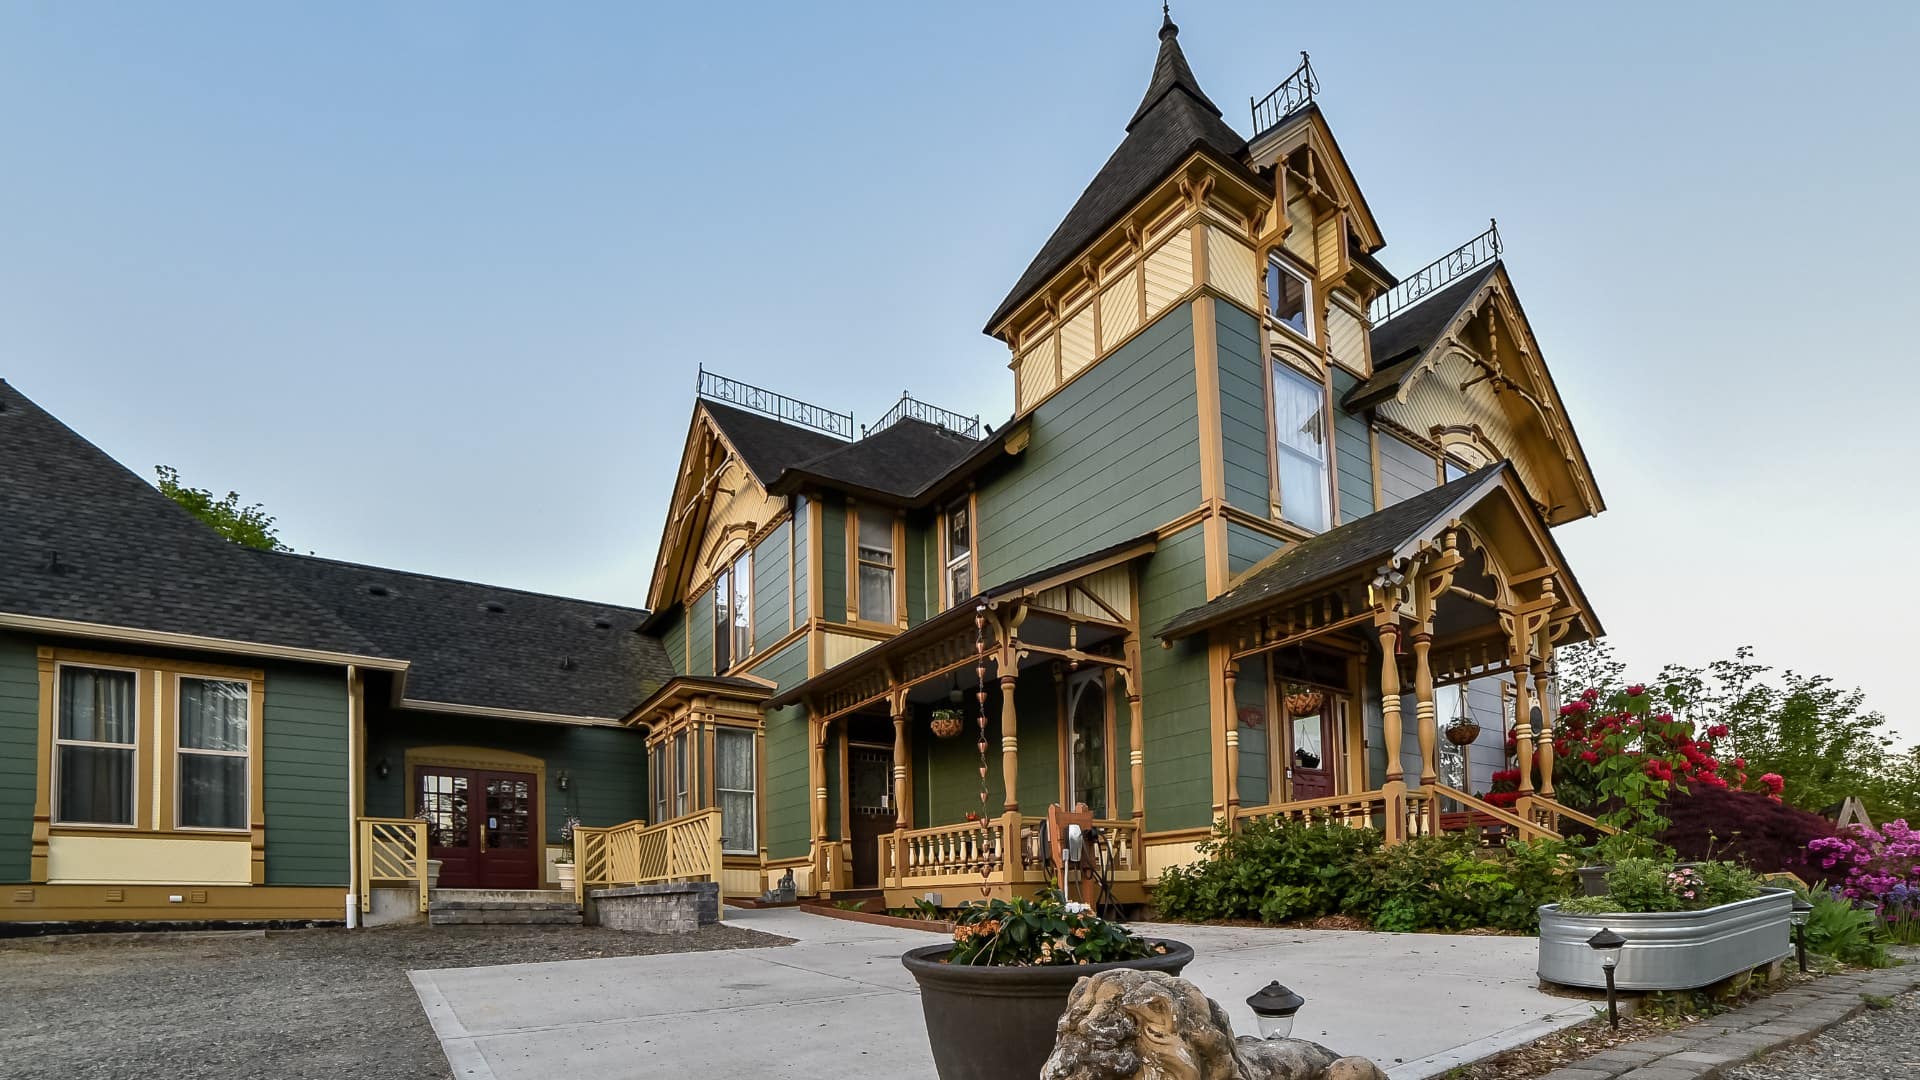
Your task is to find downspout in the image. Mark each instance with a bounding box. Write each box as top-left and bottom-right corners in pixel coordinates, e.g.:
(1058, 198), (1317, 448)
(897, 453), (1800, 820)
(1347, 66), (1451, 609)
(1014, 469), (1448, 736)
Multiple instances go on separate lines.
(345, 664), (359, 929)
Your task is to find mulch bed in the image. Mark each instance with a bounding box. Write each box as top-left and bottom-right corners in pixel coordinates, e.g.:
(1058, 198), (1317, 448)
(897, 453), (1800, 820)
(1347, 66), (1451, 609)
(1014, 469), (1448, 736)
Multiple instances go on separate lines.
(0, 922), (789, 1080)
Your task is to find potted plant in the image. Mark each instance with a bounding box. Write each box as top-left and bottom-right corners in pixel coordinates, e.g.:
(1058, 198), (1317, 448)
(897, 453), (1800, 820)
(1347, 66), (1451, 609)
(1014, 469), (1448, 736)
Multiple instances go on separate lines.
(1444, 717), (1481, 746)
(929, 708), (966, 739)
(901, 890), (1191, 1080)
(1538, 857), (1791, 990)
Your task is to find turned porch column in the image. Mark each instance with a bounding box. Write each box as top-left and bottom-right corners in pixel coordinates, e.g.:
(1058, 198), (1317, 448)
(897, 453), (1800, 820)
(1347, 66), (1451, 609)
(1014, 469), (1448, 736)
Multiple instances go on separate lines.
(1378, 623), (1405, 786)
(1122, 641), (1146, 828)
(1533, 656), (1555, 799)
(1513, 668), (1536, 796)
(810, 718), (829, 885)
(1223, 660), (1241, 817)
(1412, 633), (1438, 789)
(999, 673), (1019, 812)
(891, 703), (912, 828)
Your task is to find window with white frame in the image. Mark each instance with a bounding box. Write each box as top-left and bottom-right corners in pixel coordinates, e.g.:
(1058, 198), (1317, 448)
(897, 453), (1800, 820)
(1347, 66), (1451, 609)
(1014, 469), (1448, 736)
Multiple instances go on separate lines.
(714, 727), (756, 854)
(1272, 361), (1330, 532)
(177, 677), (249, 830)
(1267, 257), (1313, 342)
(943, 498), (972, 609)
(712, 549), (750, 673)
(856, 511), (896, 623)
(54, 665), (137, 826)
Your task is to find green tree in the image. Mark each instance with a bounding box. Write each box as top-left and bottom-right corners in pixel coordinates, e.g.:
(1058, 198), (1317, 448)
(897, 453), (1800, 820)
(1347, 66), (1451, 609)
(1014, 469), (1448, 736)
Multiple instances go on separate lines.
(153, 465), (291, 552)
(1560, 642), (1919, 823)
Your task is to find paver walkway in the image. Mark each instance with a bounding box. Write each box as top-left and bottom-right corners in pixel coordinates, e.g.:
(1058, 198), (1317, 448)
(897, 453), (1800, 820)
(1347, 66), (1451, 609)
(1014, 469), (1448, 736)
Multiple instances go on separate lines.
(409, 908), (1597, 1080)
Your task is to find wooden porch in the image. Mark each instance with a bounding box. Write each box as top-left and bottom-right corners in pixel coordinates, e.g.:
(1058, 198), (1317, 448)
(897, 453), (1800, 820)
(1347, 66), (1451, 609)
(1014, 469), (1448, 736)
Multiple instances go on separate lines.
(876, 811), (1148, 909)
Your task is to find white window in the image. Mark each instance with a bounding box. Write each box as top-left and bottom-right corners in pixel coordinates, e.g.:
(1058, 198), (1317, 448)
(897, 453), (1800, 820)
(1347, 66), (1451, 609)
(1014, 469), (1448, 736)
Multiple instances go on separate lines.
(1267, 258), (1313, 342)
(715, 727), (756, 855)
(944, 498), (972, 609)
(1272, 362), (1330, 532)
(674, 731), (690, 818)
(651, 744), (669, 825)
(856, 512), (896, 623)
(177, 677), (249, 830)
(54, 666), (137, 826)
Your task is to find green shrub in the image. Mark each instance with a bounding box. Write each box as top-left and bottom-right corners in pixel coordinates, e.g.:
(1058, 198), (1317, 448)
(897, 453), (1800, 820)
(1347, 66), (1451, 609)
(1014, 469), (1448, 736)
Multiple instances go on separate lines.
(1695, 861), (1764, 906)
(1803, 893), (1891, 968)
(1599, 857), (1681, 912)
(1556, 895), (1625, 915)
(1154, 817), (1382, 923)
(1594, 858), (1767, 913)
(1363, 836), (1580, 933)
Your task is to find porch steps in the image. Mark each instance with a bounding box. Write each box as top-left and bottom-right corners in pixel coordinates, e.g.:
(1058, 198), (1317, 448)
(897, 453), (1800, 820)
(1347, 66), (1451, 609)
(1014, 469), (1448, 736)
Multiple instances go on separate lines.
(428, 888), (582, 927)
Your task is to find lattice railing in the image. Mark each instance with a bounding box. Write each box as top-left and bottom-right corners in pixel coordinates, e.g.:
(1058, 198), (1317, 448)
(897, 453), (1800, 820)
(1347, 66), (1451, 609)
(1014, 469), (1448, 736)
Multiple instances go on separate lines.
(572, 808), (724, 905)
(356, 817), (428, 914)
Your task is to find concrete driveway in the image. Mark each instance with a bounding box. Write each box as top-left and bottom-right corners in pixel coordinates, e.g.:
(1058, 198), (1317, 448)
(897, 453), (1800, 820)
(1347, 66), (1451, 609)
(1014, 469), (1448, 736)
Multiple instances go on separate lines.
(410, 907), (1596, 1079)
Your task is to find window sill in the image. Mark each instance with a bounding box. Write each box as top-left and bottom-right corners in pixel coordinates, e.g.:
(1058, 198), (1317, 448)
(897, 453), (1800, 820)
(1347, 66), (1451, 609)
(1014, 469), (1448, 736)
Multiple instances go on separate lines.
(50, 826), (249, 840)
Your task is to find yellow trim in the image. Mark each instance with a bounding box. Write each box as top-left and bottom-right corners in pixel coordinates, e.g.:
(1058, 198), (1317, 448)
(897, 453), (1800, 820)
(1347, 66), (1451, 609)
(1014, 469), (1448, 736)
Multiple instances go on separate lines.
(402, 745), (551, 889)
(0, 613), (403, 671)
(2, 884), (346, 923)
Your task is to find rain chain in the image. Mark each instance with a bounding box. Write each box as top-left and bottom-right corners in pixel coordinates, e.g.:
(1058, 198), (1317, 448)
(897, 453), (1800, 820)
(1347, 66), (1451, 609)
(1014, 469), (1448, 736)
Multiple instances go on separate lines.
(974, 604), (994, 896)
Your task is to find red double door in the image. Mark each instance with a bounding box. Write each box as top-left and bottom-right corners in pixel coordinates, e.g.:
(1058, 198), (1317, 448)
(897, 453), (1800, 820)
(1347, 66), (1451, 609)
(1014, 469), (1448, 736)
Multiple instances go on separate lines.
(416, 766), (540, 890)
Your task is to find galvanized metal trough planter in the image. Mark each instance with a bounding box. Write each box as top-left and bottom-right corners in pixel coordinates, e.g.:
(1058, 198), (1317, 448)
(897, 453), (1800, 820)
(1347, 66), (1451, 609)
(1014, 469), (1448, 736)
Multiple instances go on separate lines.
(1537, 887), (1793, 991)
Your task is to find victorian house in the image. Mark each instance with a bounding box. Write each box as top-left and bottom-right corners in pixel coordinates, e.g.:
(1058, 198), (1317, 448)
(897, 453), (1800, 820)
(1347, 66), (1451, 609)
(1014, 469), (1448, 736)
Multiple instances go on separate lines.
(0, 13), (1606, 927)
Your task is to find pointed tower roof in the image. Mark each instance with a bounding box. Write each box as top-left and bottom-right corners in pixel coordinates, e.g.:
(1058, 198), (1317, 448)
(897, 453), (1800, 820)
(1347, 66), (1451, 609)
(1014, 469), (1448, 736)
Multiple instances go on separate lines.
(1129, 8), (1222, 130)
(985, 13), (1248, 334)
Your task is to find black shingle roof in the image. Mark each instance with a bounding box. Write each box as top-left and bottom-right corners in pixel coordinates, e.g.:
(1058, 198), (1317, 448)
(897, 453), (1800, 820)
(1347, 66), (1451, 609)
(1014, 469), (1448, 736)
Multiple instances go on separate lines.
(700, 400), (849, 488)
(1344, 263), (1499, 410)
(984, 17), (1250, 333)
(1155, 464), (1506, 640)
(259, 550), (674, 719)
(0, 378), (390, 660)
(769, 418), (982, 505)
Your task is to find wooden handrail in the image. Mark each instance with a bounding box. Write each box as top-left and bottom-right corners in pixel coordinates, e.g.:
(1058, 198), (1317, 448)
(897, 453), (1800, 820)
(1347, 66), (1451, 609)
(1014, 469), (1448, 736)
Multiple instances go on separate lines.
(355, 817), (428, 915)
(573, 808), (724, 908)
(1430, 785), (1561, 841)
(1518, 795), (1617, 836)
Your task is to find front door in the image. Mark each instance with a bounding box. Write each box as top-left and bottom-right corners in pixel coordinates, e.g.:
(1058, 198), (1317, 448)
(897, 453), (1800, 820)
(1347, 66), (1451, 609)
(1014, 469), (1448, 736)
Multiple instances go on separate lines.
(417, 766), (540, 890)
(1285, 688), (1338, 801)
(847, 745), (896, 889)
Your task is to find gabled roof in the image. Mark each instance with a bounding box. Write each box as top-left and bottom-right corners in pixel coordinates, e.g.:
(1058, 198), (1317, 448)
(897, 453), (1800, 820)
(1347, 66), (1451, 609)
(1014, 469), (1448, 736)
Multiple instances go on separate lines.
(259, 550), (674, 721)
(1156, 464), (1505, 641)
(1344, 263), (1500, 410)
(700, 400), (849, 488)
(0, 378), (393, 663)
(985, 15), (1249, 334)
(768, 418), (983, 506)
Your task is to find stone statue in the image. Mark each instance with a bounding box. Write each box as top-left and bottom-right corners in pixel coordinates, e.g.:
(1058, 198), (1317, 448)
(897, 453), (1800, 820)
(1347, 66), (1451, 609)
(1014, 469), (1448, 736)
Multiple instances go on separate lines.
(1041, 969), (1386, 1080)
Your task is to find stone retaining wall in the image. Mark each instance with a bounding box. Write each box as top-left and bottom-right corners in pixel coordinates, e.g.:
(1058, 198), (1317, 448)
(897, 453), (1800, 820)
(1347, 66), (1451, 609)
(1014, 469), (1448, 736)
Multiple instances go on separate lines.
(586, 882), (720, 934)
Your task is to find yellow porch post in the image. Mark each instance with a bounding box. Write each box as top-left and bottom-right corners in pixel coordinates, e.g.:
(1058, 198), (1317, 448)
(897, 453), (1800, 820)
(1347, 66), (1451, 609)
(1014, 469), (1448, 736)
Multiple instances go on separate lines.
(999, 673), (1019, 812)
(891, 694), (912, 829)
(1412, 632), (1438, 790)
(1223, 660), (1240, 820)
(1534, 654), (1555, 800)
(809, 718), (829, 889)
(1122, 639), (1146, 830)
(1376, 619), (1406, 844)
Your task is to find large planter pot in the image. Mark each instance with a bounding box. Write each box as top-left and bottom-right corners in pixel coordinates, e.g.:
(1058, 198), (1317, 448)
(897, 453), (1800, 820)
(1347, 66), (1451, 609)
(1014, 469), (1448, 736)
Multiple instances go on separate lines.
(555, 862), (577, 891)
(425, 859), (443, 890)
(1538, 888), (1793, 991)
(901, 939), (1193, 1080)
(1576, 865), (1610, 896)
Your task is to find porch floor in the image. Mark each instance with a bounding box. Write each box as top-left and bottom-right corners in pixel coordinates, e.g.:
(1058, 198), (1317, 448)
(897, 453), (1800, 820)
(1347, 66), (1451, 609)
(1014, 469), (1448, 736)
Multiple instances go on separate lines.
(410, 907), (1596, 1080)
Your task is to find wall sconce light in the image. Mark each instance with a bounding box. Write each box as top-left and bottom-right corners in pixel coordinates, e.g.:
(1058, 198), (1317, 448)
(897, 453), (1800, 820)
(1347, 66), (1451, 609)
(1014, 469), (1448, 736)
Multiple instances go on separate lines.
(556, 770), (570, 792)
(375, 757), (391, 780)
(1587, 927), (1627, 1029)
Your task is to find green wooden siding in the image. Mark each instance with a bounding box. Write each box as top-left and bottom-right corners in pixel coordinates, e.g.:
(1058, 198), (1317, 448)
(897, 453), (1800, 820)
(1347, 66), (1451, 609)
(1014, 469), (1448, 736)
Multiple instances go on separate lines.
(1331, 369), (1373, 524)
(905, 522), (931, 627)
(1227, 521), (1284, 578)
(0, 633), (39, 881)
(753, 520), (792, 652)
(915, 694), (1003, 827)
(688, 590), (714, 676)
(363, 707), (648, 843)
(757, 642), (812, 860)
(792, 497), (811, 627)
(1015, 674), (1061, 813)
(819, 499), (847, 623)
(659, 608), (687, 677)
(1137, 525), (1213, 831)
(1218, 302), (1270, 512)
(1377, 428), (1438, 508)
(261, 662), (351, 886)
(977, 303), (1201, 585)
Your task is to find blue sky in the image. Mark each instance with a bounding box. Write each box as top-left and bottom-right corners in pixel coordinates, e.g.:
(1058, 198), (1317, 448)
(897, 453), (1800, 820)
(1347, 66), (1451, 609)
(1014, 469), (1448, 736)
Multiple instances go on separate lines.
(3, 2), (1916, 739)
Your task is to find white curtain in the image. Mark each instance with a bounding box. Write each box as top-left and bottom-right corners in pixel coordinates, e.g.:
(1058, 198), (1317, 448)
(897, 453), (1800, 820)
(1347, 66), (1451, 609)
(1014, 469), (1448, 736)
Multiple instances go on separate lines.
(56, 667), (137, 825)
(178, 678), (248, 829)
(715, 728), (755, 854)
(1272, 364), (1329, 531)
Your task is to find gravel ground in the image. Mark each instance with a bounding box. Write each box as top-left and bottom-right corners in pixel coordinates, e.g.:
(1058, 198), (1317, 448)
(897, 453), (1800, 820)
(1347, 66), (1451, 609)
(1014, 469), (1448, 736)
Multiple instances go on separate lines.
(0, 922), (790, 1080)
(1722, 988), (1920, 1080)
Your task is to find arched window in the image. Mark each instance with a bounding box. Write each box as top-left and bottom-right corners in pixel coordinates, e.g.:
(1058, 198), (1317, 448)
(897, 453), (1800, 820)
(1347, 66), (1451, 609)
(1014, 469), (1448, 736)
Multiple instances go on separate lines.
(1066, 674), (1108, 818)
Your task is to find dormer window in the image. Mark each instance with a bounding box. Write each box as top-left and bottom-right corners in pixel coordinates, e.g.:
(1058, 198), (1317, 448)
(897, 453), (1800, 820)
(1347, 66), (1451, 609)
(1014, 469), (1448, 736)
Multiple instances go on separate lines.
(1267, 258), (1313, 342)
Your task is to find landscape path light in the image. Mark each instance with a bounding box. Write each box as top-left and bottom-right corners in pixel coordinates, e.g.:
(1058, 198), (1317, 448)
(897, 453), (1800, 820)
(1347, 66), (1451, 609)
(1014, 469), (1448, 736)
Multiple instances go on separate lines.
(1791, 897), (1813, 973)
(1246, 981), (1304, 1039)
(1587, 927), (1626, 1030)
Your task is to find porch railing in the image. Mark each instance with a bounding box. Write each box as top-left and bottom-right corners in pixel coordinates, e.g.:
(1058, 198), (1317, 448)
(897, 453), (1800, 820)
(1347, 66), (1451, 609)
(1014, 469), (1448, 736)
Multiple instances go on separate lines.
(356, 817), (429, 914)
(571, 808), (724, 906)
(1515, 795), (1616, 838)
(1238, 787), (1442, 843)
(1430, 784), (1560, 842)
(879, 815), (1143, 894)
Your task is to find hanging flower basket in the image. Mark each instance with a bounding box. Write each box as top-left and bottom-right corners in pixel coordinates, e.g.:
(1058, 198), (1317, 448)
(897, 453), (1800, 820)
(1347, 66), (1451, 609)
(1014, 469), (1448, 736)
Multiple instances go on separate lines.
(1284, 690), (1324, 717)
(929, 709), (965, 739)
(1445, 720), (1482, 746)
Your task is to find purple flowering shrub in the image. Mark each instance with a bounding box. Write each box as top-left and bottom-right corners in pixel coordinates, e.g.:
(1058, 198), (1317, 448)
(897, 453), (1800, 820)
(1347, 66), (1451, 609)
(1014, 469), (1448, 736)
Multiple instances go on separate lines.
(1807, 819), (1920, 944)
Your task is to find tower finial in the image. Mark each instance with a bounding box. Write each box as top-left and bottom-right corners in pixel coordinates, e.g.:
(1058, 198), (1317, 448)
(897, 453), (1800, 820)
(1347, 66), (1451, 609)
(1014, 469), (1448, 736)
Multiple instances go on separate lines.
(1160, 2), (1177, 39)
